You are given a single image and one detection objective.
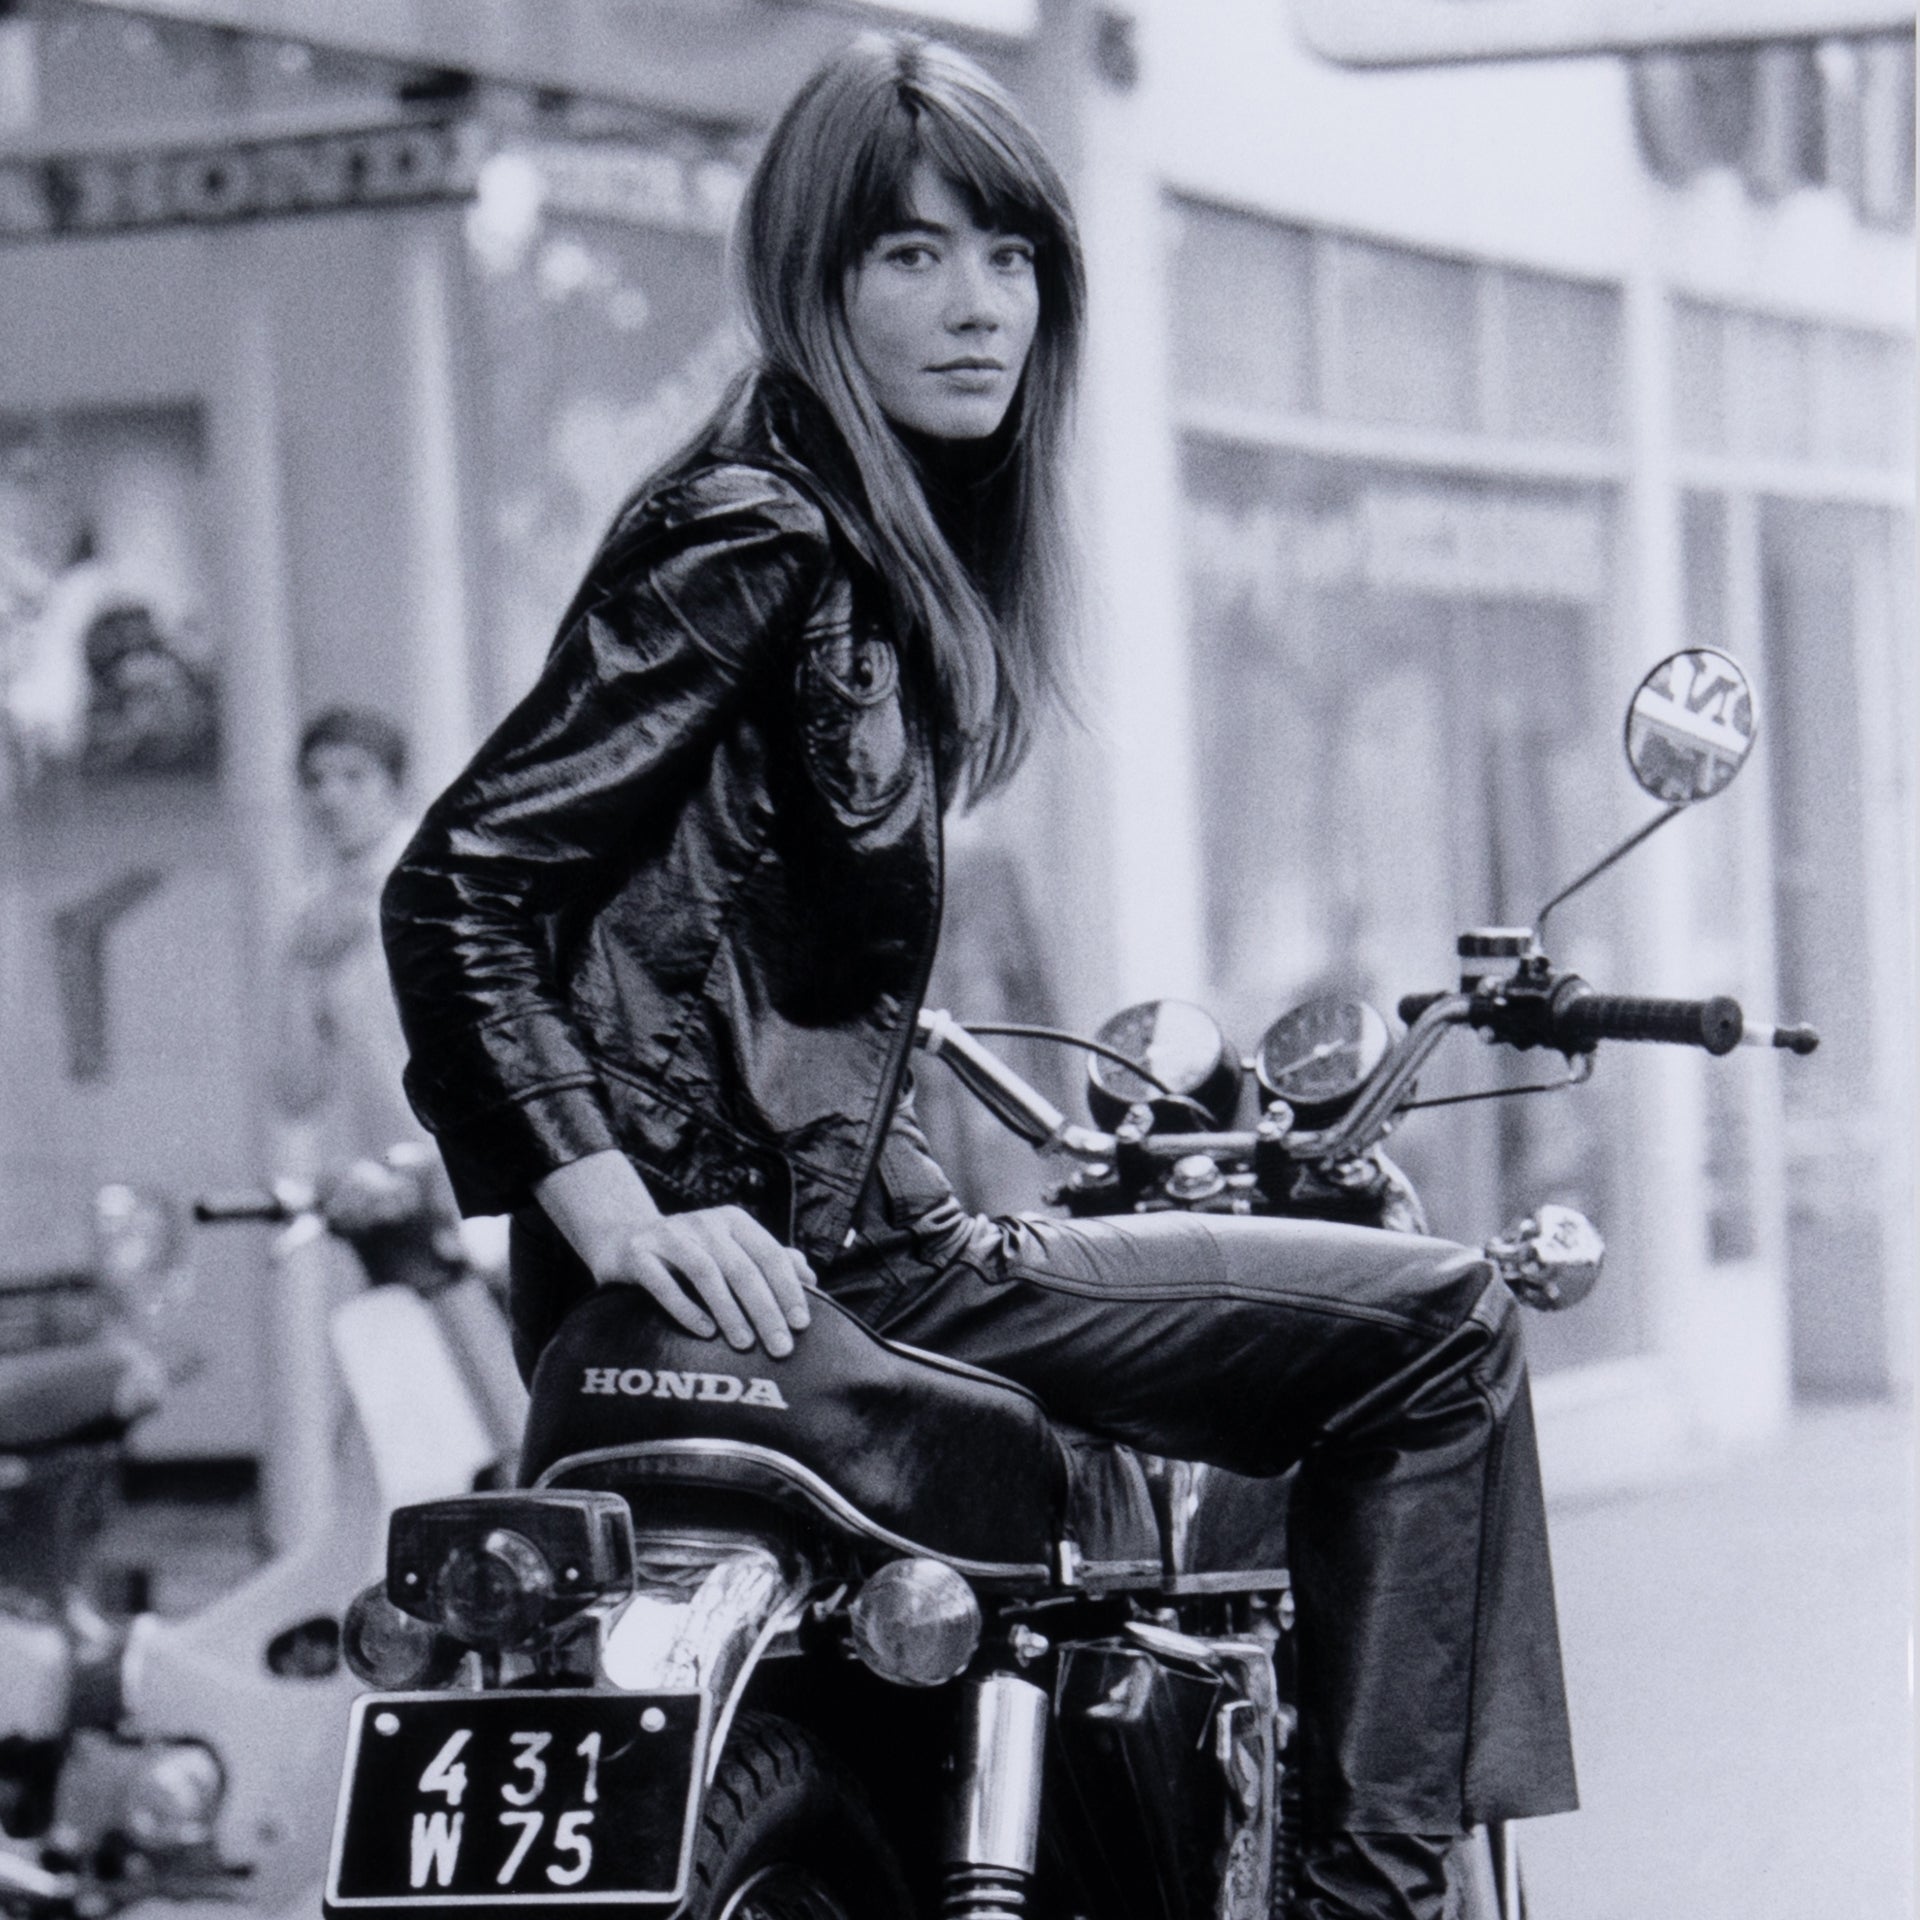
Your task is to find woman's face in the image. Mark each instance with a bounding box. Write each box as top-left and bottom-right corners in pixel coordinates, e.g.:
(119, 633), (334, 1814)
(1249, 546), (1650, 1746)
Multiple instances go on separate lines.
(844, 163), (1040, 441)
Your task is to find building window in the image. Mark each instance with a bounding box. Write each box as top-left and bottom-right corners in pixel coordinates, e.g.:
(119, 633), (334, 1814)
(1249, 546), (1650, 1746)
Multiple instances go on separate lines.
(1673, 297), (1913, 470)
(1167, 198), (1644, 1371)
(1677, 289), (1917, 1350)
(1167, 199), (1624, 449)
(1498, 267), (1623, 447)
(1166, 202), (1314, 416)
(1324, 235), (1478, 432)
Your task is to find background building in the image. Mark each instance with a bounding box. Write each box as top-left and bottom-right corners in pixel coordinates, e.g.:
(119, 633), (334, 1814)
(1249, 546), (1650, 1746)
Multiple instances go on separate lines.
(0, 0), (1910, 1494)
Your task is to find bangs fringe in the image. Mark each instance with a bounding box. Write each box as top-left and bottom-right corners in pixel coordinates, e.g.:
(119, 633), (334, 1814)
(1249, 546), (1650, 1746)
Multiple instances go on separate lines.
(739, 31), (1086, 806)
(843, 85), (1057, 267)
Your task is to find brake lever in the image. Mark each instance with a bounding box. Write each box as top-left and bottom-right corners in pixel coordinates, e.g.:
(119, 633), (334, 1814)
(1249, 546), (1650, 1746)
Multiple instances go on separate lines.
(1397, 1053), (1594, 1114)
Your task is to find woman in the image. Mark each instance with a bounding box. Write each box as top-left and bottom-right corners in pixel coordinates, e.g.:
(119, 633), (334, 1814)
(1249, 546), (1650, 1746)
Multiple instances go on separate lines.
(382, 34), (1576, 1920)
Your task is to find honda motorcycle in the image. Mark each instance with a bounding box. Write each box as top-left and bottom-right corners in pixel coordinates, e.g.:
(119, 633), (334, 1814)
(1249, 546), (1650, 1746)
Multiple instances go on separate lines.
(0, 1152), (525, 1919)
(315, 648), (1815, 1920)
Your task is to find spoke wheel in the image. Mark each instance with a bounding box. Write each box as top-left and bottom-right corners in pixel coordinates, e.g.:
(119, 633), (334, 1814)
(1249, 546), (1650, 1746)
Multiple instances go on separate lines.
(717, 1864), (858, 1920)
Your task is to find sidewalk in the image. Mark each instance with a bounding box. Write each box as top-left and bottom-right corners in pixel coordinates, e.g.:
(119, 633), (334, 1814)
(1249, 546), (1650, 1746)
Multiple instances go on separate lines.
(1520, 1401), (1914, 1920)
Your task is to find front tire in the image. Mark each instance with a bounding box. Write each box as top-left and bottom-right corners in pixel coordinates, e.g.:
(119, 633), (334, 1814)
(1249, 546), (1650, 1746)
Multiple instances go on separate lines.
(683, 1712), (911, 1920)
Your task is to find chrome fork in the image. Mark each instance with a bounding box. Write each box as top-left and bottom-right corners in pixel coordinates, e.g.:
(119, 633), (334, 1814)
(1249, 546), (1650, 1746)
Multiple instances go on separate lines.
(941, 1673), (1049, 1918)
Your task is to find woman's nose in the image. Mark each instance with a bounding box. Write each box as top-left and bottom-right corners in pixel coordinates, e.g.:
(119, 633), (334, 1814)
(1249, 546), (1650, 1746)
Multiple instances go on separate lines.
(943, 247), (1003, 331)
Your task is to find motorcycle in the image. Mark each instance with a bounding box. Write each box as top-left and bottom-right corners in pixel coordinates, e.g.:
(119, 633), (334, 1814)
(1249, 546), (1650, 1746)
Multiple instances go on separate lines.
(0, 1151), (526, 1920)
(313, 648), (1816, 1920)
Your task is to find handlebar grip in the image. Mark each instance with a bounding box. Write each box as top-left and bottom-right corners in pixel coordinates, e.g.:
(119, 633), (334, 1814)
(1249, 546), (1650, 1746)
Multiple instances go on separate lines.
(1398, 992), (1448, 1026)
(193, 1191), (291, 1224)
(1551, 990), (1744, 1056)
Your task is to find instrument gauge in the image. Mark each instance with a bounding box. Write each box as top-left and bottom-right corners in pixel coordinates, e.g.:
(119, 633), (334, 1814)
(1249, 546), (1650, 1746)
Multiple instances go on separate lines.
(1087, 999), (1243, 1131)
(1254, 996), (1392, 1118)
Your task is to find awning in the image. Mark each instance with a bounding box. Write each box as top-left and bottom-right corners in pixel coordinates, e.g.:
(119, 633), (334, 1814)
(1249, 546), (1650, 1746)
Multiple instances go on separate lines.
(67, 0), (1032, 121)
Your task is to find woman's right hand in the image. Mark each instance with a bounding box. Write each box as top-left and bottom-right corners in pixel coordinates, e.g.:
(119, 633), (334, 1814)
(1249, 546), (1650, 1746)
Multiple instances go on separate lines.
(535, 1151), (813, 1358)
(595, 1207), (814, 1357)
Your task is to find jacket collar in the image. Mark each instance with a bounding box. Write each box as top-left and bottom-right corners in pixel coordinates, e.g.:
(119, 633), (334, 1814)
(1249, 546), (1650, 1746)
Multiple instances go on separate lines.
(713, 370), (887, 580)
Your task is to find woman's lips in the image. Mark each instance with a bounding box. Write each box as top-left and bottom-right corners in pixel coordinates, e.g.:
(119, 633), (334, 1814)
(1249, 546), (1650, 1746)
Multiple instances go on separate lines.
(929, 363), (1005, 389)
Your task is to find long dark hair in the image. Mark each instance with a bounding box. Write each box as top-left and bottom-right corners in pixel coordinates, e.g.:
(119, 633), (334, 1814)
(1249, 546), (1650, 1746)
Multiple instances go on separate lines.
(738, 33), (1085, 803)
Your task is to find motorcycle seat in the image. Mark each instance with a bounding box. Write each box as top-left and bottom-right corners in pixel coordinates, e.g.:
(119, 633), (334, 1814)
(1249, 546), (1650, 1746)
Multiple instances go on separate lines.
(520, 1284), (1162, 1588)
(0, 1335), (158, 1450)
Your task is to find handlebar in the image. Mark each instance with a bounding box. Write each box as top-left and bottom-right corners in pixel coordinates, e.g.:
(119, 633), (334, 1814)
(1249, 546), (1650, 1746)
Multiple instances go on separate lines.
(1548, 988), (1743, 1056)
(193, 1189), (301, 1224)
(923, 967), (1818, 1184)
(1406, 979), (1817, 1060)
(914, 1009), (1113, 1157)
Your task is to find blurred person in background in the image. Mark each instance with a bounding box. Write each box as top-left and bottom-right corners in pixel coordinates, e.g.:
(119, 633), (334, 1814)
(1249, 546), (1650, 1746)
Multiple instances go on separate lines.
(381, 34), (1575, 1919)
(272, 705), (422, 1177)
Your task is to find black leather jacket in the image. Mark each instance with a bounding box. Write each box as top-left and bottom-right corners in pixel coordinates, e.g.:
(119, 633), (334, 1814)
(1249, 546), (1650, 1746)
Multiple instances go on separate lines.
(382, 376), (945, 1262)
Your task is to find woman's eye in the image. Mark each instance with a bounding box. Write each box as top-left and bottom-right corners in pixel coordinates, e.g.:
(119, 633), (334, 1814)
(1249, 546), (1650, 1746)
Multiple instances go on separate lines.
(993, 241), (1036, 272)
(883, 241), (936, 269)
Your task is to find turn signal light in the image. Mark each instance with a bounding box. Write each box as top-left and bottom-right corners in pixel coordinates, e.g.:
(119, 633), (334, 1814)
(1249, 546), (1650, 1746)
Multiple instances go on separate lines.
(343, 1583), (464, 1689)
(849, 1557), (982, 1688)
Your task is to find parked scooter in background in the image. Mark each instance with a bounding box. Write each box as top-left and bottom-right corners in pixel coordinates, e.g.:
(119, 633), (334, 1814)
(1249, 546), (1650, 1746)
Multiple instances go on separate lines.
(1, 1184), (188, 1889)
(0, 1186), (184, 1614)
(0, 1150), (526, 1919)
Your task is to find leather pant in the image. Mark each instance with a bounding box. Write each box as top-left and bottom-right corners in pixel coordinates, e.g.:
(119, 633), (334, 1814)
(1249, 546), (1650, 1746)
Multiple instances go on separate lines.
(505, 1100), (1579, 1837)
(815, 1104), (1580, 1837)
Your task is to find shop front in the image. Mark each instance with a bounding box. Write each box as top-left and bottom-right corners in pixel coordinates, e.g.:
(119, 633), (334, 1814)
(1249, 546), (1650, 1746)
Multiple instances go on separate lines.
(0, 2), (776, 1454)
(1130, 0), (1914, 1485)
(2, 0), (1908, 1482)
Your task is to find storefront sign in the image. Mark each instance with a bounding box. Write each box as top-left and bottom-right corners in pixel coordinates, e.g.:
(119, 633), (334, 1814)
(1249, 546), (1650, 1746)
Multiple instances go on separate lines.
(518, 142), (744, 238)
(1361, 489), (1607, 601)
(0, 117), (483, 242)
(1187, 484), (1608, 611)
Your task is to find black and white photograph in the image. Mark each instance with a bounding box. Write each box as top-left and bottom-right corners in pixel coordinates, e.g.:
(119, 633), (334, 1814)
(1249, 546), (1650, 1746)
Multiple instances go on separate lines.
(0, 4), (1912, 1918)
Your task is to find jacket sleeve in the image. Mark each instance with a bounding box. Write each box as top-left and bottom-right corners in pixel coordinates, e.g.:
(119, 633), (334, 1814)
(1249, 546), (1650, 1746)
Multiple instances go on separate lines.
(381, 465), (831, 1217)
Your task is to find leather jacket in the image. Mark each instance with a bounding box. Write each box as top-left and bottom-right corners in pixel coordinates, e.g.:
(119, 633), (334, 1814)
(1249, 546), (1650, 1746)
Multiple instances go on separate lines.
(382, 375), (945, 1262)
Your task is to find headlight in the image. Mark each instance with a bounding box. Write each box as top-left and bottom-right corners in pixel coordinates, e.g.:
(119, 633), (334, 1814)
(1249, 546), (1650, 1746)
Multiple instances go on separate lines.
(343, 1583), (463, 1689)
(848, 1558), (982, 1688)
(124, 1742), (222, 1852)
(1086, 1000), (1242, 1131)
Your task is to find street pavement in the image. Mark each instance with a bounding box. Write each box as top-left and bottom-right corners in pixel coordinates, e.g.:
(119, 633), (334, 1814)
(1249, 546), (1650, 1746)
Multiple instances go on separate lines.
(1521, 1400), (1914, 1920)
(103, 1401), (1913, 1920)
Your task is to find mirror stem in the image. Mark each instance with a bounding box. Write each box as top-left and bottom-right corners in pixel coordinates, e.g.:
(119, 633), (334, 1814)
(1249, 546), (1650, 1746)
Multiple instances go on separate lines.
(1536, 803), (1686, 946)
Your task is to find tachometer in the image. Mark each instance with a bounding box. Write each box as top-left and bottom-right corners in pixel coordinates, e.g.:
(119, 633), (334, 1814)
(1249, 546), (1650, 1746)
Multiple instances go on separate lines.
(1087, 999), (1243, 1131)
(1254, 996), (1391, 1119)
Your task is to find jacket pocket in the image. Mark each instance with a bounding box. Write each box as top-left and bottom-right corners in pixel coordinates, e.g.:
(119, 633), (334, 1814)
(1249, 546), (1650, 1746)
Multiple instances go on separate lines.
(796, 628), (911, 818)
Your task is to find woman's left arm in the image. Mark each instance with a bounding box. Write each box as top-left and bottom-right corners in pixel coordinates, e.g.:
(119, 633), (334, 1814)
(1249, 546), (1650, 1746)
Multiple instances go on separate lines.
(381, 468), (830, 1219)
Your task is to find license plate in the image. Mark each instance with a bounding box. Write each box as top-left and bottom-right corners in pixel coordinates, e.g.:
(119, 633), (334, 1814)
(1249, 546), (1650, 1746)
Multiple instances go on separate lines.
(325, 1691), (705, 1910)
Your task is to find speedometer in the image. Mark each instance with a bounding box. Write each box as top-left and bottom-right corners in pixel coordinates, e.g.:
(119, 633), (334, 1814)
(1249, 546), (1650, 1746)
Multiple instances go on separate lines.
(1254, 996), (1391, 1118)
